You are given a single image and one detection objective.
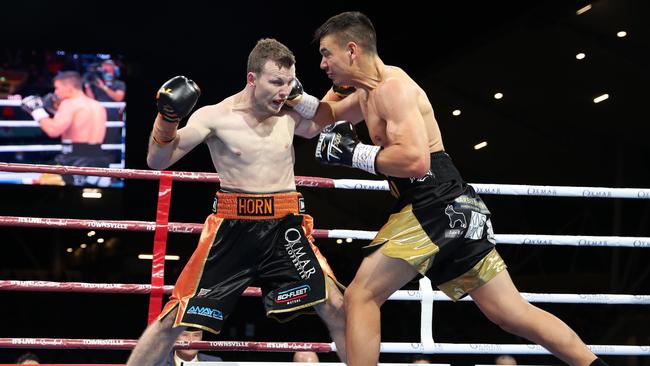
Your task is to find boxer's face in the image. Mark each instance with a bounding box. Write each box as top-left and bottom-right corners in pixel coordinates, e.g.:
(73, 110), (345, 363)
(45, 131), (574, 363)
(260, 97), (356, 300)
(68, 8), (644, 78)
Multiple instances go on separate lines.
(319, 35), (352, 86)
(251, 60), (295, 114)
(54, 80), (75, 99)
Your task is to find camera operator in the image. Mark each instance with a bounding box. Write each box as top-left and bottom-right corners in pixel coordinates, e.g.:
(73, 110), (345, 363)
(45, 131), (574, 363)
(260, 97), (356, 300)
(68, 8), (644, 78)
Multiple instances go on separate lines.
(83, 59), (125, 145)
(83, 59), (125, 102)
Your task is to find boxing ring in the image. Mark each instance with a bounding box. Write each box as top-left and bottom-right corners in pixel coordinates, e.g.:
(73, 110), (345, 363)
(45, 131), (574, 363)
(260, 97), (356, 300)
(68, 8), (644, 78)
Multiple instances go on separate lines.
(1, 162), (649, 360)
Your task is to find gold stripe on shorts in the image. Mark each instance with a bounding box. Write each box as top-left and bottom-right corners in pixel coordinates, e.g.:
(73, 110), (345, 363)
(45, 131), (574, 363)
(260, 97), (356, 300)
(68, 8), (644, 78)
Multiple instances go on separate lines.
(388, 181), (400, 198)
(367, 204), (439, 274)
(437, 248), (507, 301)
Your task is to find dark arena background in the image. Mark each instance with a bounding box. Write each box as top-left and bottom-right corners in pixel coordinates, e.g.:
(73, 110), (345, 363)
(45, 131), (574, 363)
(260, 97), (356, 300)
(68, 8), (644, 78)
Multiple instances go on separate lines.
(1, 1), (649, 365)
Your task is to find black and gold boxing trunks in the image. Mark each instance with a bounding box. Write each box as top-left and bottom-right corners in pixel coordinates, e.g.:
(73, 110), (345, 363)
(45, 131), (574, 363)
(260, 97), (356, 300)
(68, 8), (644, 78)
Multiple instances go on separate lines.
(365, 151), (507, 300)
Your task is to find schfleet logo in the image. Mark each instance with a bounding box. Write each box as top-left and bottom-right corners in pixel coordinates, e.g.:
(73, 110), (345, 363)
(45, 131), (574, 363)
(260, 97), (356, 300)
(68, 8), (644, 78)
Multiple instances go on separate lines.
(275, 284), (310, 304)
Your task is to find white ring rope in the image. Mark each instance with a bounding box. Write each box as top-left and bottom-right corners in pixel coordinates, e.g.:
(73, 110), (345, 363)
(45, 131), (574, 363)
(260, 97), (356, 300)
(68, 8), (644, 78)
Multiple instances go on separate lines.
(327, 230), (650, 248)
(0, 99), (125, 109)
(2, 280), (649, 304)
(387, 289), (650, 305)
(333, 179), (650, 199)
(379, 343), (650, 356)
(495, 234), (650, 248)
(0, 120), (125, 127)
(0, 215), (647, 248)
(0, 163), (648, 201)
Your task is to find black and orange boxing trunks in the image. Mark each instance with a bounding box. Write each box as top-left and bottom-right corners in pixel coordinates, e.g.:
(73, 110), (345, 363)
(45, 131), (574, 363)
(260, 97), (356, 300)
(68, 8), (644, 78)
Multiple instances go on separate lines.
(159, 191), (337, 334)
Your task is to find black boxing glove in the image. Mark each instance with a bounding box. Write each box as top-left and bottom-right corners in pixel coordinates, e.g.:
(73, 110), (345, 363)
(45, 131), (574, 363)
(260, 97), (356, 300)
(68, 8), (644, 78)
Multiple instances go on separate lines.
(21, 95), (50, 121)
(315, 121), (382, 174)
(156, 76), (200, 123)
(43, 93), (60, 115)
(152, 76), (200, 143)
(285, 78), (319, 119)
(332, 84), (356, 99)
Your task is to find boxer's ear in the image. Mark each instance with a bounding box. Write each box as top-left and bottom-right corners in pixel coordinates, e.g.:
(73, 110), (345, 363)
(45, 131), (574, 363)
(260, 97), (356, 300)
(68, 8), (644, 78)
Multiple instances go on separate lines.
(247, 72), (256, 87)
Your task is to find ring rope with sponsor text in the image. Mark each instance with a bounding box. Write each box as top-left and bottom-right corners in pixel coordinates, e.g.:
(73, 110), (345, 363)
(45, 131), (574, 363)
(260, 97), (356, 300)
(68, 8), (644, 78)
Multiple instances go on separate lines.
(0, 162), (649, 199)
(1, 216), (648, 247)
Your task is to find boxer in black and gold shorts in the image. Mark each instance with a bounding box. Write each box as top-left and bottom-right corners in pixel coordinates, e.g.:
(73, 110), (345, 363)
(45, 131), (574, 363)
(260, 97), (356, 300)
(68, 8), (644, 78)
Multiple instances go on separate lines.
(159, 191), (338, 334)
(364, 151), (506, 300)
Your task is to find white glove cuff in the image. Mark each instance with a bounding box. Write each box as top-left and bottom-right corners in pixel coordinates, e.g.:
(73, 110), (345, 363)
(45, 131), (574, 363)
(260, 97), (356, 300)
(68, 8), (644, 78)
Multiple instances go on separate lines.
(293, 93), (319, 120)
(31, 108), (49, 122)
(352, 143), (381, 174)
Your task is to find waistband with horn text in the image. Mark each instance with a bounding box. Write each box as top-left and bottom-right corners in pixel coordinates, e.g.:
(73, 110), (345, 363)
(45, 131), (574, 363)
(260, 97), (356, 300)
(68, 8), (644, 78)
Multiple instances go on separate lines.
(212, 191), (305, 219)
